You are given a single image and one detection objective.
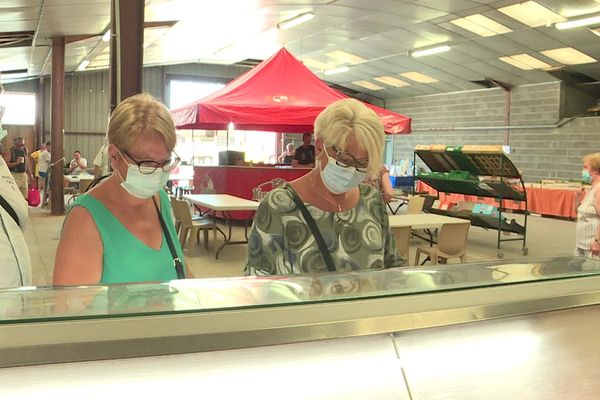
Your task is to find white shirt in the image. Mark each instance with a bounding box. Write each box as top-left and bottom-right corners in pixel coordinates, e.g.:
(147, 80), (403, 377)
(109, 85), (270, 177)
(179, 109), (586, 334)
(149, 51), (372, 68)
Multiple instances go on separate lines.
(69, 157), (88, 174)
(0, 157), (32, 288)
(39, 149), (51, 173)
(93, 144), (109, 176)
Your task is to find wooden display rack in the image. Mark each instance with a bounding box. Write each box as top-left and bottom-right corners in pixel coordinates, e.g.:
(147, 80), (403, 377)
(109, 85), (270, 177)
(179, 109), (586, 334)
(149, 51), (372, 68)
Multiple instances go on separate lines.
(414, 144), (528, 258)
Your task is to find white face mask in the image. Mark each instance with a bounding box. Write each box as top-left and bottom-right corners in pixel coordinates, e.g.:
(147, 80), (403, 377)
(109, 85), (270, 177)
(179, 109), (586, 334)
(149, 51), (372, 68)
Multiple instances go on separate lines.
(319, 153), (367, 194)
(117, 152), (170, 199)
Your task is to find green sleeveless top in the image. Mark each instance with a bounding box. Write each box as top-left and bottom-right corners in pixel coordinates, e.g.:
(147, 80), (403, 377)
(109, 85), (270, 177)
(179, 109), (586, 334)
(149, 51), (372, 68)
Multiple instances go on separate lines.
(71, 190), (185, 284)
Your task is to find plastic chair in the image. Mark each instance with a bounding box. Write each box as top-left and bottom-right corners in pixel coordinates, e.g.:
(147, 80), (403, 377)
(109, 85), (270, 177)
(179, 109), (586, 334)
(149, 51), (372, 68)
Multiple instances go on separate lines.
(414, 223), (469, 265)
(171, 198), (216, 255)
(391, 226), (411, 265)
(79, 179), (94, 194)
(406, 195), (425, 214)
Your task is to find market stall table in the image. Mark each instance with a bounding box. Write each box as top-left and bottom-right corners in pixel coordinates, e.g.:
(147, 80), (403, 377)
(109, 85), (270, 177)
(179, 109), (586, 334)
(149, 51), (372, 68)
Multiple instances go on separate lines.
(183, 194), (260, 259)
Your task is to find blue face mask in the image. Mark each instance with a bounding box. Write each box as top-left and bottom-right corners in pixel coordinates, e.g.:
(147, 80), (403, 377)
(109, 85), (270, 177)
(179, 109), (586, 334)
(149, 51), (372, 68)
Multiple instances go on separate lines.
(320, 153), (367, 194)
(582, 170), (592, 184)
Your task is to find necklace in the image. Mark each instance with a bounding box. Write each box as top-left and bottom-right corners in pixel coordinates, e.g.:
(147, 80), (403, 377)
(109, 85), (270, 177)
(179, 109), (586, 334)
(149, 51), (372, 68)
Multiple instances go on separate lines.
(309, 172), (344, 212)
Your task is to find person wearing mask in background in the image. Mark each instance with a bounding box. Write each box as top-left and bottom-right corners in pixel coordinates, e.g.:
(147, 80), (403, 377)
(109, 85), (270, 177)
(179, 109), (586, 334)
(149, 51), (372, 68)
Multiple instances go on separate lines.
(67, 150), (87, 175)
(4, 137), (32, 199)
(292, 132), (316, 168)
(93, 143), (110, 178)
(0, 142), (32, 288)
(54, 93), (192, 285)
(246, 99), (401, 275)
(278, 143), (295, 165)
(575, 153), (600, 258)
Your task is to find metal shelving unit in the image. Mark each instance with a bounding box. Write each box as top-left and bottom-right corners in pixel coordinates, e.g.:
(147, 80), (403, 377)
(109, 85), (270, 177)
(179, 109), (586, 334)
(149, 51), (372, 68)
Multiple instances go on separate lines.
(414, 145), (528, 258)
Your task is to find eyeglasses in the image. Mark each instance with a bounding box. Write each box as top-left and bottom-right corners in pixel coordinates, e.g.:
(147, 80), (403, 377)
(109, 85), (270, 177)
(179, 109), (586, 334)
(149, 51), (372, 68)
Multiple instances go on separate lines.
(329, 146), (369, 173)
(122, 149), (181, 175)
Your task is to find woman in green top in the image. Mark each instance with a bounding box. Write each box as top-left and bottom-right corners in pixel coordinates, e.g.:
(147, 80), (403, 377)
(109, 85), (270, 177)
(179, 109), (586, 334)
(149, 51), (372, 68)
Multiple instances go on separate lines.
(246, 99), (402, 275)
(54, 94), (190, 285)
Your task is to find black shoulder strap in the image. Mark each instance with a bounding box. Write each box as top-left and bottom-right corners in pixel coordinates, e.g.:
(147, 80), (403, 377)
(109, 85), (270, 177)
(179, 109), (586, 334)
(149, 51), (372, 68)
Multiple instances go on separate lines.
(0, 195), (20, 227)
(153, 196), (185, 279)
(288, 187), (335, 272)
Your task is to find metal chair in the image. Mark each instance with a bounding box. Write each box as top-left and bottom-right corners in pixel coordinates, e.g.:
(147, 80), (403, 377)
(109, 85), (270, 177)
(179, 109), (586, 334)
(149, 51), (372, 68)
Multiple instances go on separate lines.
(252, 178), (285, 202)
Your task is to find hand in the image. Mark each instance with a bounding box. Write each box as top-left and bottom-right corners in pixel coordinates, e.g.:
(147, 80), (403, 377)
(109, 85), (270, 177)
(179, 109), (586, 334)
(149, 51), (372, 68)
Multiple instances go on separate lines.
(18, 157), (25, 164)
(591, 239), (600, 256)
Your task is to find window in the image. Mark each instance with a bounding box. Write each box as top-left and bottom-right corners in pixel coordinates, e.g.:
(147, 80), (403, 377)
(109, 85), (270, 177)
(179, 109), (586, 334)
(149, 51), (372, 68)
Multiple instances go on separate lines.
(0, 92), (36, 125)
(168, 79), (225, 109)
(169, 78), (277, 165)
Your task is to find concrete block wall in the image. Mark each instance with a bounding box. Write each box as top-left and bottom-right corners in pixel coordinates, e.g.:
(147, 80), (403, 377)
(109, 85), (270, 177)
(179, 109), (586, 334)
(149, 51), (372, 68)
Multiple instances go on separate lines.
(387, 82), (600, 182)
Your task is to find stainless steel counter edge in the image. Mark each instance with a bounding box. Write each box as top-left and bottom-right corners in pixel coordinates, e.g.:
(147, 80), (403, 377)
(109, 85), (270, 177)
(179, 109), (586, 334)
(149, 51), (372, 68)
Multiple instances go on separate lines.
(2, 275), (600, 367)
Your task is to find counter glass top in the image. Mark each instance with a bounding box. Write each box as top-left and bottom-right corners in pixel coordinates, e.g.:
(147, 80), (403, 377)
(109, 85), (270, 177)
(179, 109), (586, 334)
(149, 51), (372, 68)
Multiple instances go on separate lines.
(1, 256), (599, 323)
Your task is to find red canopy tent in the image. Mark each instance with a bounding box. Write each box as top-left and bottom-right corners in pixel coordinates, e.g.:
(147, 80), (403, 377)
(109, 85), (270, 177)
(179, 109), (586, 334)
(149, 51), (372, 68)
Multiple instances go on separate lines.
(171, 48), (411, 134)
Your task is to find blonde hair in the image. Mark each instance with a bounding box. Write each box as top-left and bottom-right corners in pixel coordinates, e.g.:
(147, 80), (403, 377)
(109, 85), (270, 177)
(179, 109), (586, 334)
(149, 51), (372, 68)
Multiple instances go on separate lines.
(314, 98), (384, 177)
(583, 153), (600, 173)
(107, 93), (176, 152)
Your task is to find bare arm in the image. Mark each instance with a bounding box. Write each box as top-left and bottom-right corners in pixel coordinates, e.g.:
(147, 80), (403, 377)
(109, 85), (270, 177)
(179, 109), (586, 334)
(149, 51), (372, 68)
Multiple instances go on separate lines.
(380, 171), (394, 203)
(53, 206), (103, 285)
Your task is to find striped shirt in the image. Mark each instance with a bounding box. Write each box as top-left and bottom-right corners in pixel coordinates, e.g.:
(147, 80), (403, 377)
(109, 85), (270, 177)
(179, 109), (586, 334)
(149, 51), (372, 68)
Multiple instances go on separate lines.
(576, 186), (600, 251)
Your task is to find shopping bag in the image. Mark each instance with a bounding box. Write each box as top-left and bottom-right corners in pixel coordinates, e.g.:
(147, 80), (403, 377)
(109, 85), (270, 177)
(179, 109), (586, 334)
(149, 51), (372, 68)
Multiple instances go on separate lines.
(27, 187), (41, 207)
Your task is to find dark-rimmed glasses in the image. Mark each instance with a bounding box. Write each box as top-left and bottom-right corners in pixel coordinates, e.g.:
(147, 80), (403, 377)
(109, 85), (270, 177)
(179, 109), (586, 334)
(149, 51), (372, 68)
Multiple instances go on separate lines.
(329, 146), (369, 173)
(122, 149), (181, 175)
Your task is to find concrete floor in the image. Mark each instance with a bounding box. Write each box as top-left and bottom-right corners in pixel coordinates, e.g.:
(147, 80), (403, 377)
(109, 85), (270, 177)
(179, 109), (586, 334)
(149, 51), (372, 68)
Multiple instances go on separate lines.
(26, 205), (576, 286)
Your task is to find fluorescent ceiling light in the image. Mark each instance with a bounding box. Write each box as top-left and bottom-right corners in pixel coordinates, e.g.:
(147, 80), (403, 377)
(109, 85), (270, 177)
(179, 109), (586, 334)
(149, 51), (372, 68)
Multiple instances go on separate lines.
(541, 47), (597, 65)
(324, 66), (349, 75)
(555, 15), (600, 30)
(352, 80), (384, 91)
(101, 29), (111, 42)
(302, 58), (334, 70)
(499, 54), (551, 70)
(400, 72), (438, 83)
(77, 60), (90, 71)
(450, 14), (513, 37)
(277, 12), (314, 30)
(326, 50), (367, 65)
(411, 45), (451, 57)
(498, 1), (565, 28)
(373, 76), (410, 87)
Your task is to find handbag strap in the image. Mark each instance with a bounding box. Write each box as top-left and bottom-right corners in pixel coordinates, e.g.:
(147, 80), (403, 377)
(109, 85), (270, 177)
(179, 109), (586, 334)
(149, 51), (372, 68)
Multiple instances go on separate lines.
(152, 197), (185, 279)
(0, 195), (20, 227)
(288, 187), (336, 272)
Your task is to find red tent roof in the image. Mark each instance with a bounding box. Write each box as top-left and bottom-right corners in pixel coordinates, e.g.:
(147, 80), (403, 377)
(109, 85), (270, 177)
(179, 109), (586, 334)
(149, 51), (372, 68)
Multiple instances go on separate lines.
(171, 48), (411, 134)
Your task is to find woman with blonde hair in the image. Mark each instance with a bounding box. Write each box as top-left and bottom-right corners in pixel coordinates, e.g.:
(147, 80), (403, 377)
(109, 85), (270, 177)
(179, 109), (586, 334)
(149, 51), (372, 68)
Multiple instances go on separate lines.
(54, 93), (189, 285)
(246, 99), (402, 275)
(575, 152), (600, 257)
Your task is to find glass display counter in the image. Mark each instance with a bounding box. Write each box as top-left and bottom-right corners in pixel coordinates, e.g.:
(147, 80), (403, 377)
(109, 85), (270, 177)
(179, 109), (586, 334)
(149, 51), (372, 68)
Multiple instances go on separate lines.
(3, 256), (600, 398)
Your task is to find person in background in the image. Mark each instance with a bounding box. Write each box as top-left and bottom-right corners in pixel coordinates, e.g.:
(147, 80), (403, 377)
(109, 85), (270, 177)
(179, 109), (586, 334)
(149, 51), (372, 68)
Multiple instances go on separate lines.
(67, 150), (87, 175)
(0, 142), (32, 288)
(365, 165), (394, 203)
(4, 137), (32, 199)
(246, 99), (401, 275)
(38, 141), (51, 196)
(278, 143), (295, 165)
(575, 153), (600, 257)
(29, 143), (45, 188)
(292, 132), (315, 168)
(54, 93), (191, 285)
(93, 143), (110, 178)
